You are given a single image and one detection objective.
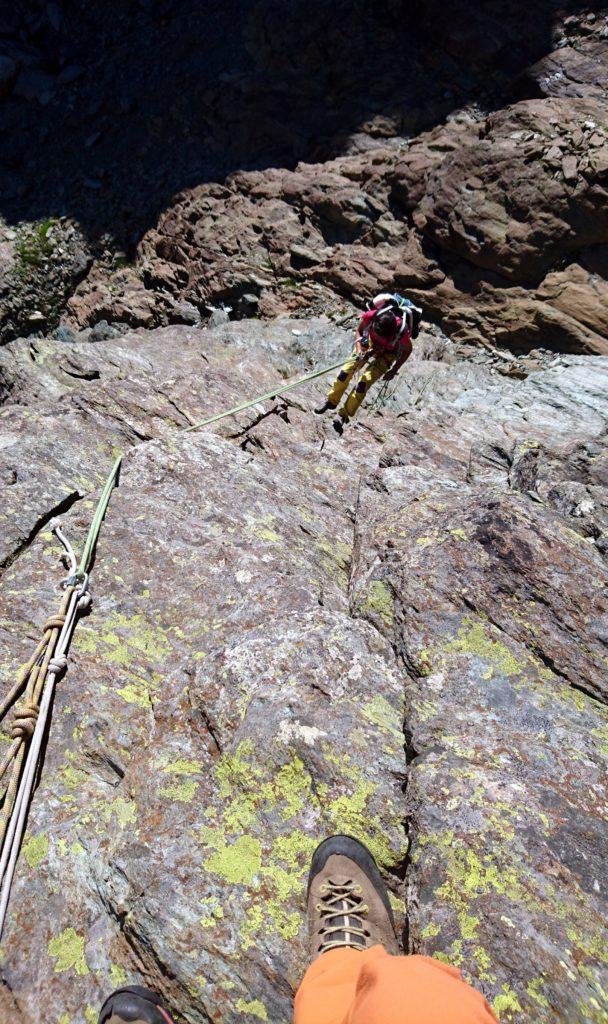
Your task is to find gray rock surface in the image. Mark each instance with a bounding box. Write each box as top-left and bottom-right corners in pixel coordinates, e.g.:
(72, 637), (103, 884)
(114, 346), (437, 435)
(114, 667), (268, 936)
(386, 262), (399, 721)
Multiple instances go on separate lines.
(0, 319), (606, 1023)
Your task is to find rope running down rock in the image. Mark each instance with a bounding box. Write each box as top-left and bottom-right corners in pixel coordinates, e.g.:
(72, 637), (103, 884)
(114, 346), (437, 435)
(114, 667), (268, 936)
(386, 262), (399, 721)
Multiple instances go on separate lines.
(0, 456), (121, 938)
(182, 359), (346, 432)
(0, 358), (344, 936)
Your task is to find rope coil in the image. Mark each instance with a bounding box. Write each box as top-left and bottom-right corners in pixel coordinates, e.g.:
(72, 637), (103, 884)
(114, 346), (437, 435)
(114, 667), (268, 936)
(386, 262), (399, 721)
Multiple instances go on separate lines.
(11, 704), (39, 740)
(0, 456), (121, 938)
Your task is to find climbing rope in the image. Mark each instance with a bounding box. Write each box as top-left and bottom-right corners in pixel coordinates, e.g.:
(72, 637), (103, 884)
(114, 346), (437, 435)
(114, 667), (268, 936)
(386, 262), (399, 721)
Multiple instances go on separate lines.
(182, 359), (345, 432)
(0, 456), (121, 938)
(0, 353), (344, 929)
(367, 376), (401, 415)
(77, 455), (122, 576)
(0, 355), (346, 934)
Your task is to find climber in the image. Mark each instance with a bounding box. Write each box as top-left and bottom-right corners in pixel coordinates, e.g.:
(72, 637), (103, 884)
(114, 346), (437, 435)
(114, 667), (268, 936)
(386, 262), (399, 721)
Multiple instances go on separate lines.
(97, 834), (498, 1024)
(315, 300), (417, 435)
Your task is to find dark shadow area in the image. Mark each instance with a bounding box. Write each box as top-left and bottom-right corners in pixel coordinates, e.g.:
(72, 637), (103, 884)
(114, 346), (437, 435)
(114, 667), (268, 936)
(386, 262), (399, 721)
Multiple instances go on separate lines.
(0, 0), (596, 250)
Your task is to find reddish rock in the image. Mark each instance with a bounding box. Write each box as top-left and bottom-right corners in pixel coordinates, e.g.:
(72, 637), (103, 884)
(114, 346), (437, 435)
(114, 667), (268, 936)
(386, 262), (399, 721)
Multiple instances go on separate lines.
(400, 99), (608, 285)
(524, 38), (608, 99)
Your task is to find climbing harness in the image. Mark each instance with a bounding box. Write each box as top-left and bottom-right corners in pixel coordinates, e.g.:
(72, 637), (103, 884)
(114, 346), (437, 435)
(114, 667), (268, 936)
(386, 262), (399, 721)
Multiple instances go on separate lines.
(0, 456), (121, 938)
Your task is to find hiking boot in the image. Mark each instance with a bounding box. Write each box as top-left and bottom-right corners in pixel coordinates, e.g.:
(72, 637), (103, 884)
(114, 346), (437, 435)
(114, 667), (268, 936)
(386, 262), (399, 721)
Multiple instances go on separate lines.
(307, 834), (399, 958)
(98, 986), (175, 1024)
(332, 416), (346, 436)
(314, 401), (336, 415)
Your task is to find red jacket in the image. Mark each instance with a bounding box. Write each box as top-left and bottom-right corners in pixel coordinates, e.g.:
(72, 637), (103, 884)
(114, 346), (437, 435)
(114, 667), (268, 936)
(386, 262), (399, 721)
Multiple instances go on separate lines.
(360, 309), (411, 355)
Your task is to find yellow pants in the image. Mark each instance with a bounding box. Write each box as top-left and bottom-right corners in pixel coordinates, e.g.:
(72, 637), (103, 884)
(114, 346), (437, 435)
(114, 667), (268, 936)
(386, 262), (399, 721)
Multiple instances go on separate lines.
(327, 351), (395, 421)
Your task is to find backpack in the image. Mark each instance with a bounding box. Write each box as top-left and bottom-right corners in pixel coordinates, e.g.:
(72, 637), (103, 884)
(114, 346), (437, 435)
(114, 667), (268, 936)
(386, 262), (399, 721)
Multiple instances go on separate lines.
(368, 292), (423, 340)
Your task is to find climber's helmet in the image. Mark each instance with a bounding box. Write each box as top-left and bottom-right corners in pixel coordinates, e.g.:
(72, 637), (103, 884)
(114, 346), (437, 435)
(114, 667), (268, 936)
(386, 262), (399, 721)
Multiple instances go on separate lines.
(373, 310), (398, 339)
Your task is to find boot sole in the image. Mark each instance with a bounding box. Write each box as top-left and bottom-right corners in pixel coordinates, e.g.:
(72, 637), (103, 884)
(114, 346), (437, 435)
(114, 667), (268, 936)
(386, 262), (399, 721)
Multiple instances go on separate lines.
(307, 834), (395, 928)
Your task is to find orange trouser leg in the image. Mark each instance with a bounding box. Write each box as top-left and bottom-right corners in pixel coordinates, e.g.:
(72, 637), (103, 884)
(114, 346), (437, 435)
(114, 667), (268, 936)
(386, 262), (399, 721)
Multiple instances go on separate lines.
(294, 946), (499, 1024)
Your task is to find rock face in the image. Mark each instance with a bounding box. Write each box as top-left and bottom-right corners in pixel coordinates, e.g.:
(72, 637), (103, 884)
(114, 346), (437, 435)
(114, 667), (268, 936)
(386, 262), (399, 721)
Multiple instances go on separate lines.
(1, 4), (608, 1021)
(0, 319), (606, 1023)
(1, 3), (608, 351)
(66, 74), (608, 355)
(0, 217), (90, 342)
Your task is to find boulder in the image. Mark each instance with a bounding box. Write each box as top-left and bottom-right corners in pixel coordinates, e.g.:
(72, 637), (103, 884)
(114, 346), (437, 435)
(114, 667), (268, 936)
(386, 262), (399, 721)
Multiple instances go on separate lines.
(523, 37), (608, 99)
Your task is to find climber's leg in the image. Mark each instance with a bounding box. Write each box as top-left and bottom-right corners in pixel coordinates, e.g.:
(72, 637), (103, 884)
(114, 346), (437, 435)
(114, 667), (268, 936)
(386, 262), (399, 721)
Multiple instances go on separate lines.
(295, 948), (499, 1024)
(323, 354), (364, 410)
(97, 986), (176, 1024)
(295, 834), (498, 1024)
(340, 354), (392, 422)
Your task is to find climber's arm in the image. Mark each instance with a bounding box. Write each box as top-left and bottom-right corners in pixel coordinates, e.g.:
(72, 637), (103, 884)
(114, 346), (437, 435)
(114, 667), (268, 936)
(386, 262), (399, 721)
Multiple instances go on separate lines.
(383, 338), (412, 379)
(354, 313), (374, 357)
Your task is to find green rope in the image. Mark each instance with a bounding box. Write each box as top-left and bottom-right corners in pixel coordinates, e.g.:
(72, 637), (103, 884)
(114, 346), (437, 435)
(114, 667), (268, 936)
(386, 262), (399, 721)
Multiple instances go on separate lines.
(182, 359), (345, 433)
(77, 455), (122, 576)
(72, 359), (344, 570)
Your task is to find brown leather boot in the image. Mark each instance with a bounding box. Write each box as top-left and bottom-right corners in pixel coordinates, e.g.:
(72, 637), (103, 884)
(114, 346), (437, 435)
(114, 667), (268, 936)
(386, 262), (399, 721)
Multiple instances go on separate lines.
(307, 834), (399, 958)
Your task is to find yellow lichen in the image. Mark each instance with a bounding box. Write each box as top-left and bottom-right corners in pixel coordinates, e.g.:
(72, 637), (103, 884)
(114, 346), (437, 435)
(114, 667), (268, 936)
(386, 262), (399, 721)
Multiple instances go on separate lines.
(235, 998), (268, 1021)
(23, 832), (49, 868)
(361, 694), (403, 739)
(444, 620), (523, 677)
(416, 536), (437, 548)
(493, 984), (522, 1019)
(48, 927), (89, 976)
(117, 682), (153, 707)
(159, 779), (198, 803)
(359, 580), (394, 628)
(103, 797), (137, 827)
(109, 963), (128, 987)
(204, 834), (262, 886)
(253, 527), (281, 543)
(526, 976), (549, 1009)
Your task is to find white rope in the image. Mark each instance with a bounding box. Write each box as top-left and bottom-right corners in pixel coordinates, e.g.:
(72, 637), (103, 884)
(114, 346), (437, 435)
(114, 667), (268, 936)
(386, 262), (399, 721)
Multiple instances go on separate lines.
(0, 524), (88, 939)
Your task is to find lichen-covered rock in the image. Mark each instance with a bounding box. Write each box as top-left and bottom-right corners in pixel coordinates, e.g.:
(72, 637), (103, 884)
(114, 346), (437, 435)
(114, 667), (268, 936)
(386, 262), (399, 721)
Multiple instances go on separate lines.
(0, 319), (606, 1023)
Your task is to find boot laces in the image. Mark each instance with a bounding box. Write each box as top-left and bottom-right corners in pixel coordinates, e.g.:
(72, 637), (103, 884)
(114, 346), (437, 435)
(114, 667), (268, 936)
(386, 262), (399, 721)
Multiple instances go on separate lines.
(316, 878), (370, 953)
